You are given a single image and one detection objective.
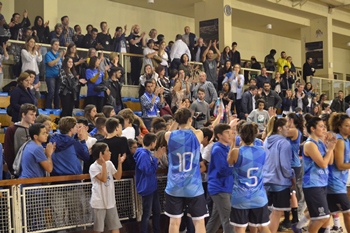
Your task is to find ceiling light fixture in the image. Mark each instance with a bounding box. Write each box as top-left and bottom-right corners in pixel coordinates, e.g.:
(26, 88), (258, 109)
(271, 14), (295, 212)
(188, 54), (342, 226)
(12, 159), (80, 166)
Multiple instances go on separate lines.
(347, 42), (350, 47)
(266, 24), (272, 29)
(148, 0), (154, 3)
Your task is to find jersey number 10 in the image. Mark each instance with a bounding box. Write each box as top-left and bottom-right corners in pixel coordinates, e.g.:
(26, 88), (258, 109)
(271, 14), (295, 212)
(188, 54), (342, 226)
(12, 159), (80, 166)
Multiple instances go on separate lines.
(176, 152), (194, 172)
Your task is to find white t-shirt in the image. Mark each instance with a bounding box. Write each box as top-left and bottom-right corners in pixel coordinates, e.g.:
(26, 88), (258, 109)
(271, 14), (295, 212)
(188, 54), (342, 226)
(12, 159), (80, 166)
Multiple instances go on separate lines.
(201, 142), (214, 163)
(122, 127), (135, 140)
(89, 161), (117, 209)
(143, 47), (156, 68)
(86, 136), (97, 149)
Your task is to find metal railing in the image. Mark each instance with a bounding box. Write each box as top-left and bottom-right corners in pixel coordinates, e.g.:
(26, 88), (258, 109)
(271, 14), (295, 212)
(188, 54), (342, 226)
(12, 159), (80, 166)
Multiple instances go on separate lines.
(0, 171), (166, 233)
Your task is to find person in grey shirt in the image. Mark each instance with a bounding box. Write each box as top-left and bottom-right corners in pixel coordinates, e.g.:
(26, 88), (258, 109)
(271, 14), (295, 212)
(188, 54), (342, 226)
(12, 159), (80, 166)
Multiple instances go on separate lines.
(247, 99), (270, 132)
(192, 72), (218, 110)
(190, 88), (211, 129)
(202, 40), (221, 89)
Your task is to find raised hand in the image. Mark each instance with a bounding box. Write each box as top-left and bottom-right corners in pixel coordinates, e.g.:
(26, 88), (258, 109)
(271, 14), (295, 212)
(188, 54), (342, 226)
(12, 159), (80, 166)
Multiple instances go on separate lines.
(23, 9), (28, 18)
(44, 20), (49, 28)
(98, 152), (106, 164)
(118, 153), (126, 163)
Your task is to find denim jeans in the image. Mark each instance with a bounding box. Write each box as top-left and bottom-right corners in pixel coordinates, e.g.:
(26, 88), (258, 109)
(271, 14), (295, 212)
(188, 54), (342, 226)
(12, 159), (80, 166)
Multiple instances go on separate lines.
(46, 77), (60, 109)
(141, 190), (161, 233)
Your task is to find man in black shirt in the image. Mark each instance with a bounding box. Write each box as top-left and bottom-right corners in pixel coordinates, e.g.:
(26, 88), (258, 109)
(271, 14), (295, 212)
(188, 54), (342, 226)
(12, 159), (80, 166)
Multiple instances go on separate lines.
(302, 57), (315, 83)
(96, 21), (112, 51)
(128, 24), (146, 85)
(230, 42), (241, 65)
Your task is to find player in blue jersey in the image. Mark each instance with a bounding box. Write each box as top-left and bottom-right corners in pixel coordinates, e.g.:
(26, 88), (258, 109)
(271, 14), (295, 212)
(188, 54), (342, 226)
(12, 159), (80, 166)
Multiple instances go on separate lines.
(164, 108), (208, 233)
(206, 123), (234, 233)
(228, 123), (270, 233)
(327, 113), (350, 232)
(278, 113), (304, 228)
(263, 116), (295, 233)
(295, 116), (336, 233)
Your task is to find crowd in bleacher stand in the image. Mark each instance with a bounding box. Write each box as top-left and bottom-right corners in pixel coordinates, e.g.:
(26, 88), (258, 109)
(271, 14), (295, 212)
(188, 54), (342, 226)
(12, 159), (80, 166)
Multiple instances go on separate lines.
(2, 6), (350, 233)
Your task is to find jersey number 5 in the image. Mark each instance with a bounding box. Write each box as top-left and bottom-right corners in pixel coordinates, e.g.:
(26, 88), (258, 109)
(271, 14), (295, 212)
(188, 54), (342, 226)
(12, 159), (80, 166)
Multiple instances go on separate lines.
(176, 152), (194, 172)
(246, 167), (258, 187)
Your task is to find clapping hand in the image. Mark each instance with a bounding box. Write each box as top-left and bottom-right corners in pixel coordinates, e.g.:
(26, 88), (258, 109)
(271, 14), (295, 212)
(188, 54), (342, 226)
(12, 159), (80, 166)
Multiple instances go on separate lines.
(45, 142), (56, 156)
(154, 147), (166, 159)
(325, 132), (337, 150)
(44, 20), (49, 28)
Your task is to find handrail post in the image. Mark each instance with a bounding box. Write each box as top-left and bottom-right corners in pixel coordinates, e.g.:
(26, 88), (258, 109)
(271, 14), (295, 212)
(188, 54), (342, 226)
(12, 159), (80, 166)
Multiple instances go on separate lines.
(12, 185), (22, 233)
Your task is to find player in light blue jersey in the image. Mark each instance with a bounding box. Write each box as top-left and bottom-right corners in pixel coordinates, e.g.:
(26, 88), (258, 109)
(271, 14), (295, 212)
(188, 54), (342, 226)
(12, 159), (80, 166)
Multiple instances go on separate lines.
(281, 113), (304, 228)
(327, 113), (350, 233)
(295, 116), (336, 233)
(228, 123), (270, 233)
(164, 108), (208, 233)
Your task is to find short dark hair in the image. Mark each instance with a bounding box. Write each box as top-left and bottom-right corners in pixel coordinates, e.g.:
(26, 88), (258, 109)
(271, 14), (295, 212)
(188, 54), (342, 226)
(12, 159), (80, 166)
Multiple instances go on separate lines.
(263, 82), (270, 86)
(105, 118), (120, 134)
(197, 88), (205, 93)
(77, 117), (89, 126)
(29, 123), (45, 140)
(176, 34), (182, 40)
(144, 80), (153, 88)
(24, 69), (36, 76)
(232, 42), (237, 46)
(58, 117), (77, 134)
(100, 21), (107, 28)
(115, 26), (122, 32)
(283, 65), (289, 69)
(174, 108), (192, 125)
(240, 123), (257, 145)
(201, 127), (213, 140)
(20, 103), (37, 117)
(151, 117), (167, 132)
(74, 25), (80, 31)
(91, 142), (108, 160)
(143, 133), (157, 147)
(249, 85), (257, 91)
(257, 99), (265, 106)
(86, 24), (93, 31)
(91, 28), (98, 33)
(60, 16), (68, 22)
(95, 117), (107, 130)
(270, 49), (276, 55)
(112, 115), (124, 127)
(50, 38), (59, 45)
(214, 123), (231, 140)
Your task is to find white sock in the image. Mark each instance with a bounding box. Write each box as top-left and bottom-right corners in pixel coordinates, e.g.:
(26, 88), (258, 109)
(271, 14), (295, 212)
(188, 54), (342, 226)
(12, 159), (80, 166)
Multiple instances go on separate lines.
(297, 216), (309, 228)
(333, 216), (341, 228)
(325, 225), (331, 233)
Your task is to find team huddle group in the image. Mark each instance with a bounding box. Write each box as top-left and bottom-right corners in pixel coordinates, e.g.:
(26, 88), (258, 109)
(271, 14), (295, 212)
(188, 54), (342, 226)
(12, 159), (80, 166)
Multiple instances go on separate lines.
(6, 100), (350, 233)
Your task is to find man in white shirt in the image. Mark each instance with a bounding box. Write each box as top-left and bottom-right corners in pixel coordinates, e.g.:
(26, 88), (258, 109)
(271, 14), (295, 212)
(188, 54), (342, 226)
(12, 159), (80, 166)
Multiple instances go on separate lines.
(170, 34), (191, 70)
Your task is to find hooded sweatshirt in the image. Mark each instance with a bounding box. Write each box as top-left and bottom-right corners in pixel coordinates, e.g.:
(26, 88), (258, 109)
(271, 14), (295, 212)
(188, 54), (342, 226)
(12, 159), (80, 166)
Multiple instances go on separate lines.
(50, 134), (89, 176)
(208, 142), (233, 196)
(263, 134), (294, 187)
(134, 148), (158, 196)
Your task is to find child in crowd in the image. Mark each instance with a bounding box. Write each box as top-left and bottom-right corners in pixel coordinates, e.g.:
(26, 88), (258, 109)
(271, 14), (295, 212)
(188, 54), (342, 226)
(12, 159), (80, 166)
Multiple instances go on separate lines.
(247, 99), (269, 132)
(102, 118), (129, 169)
(89, 142), (126, 233)
(134, 133), (165, 233)
(228, 122), (270, 232)
(91, 117), (107, 141)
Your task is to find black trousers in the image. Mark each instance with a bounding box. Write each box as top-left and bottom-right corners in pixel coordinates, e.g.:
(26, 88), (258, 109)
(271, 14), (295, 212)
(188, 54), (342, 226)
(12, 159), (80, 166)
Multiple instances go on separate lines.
(84, 96), (105, 113)
(60, 93), (75, 117)
(130, 57), (142, 85)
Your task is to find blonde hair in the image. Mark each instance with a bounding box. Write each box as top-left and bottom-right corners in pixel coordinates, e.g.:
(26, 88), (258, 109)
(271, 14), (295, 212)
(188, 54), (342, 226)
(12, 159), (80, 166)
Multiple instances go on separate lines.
(108, 52), (119, 63)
